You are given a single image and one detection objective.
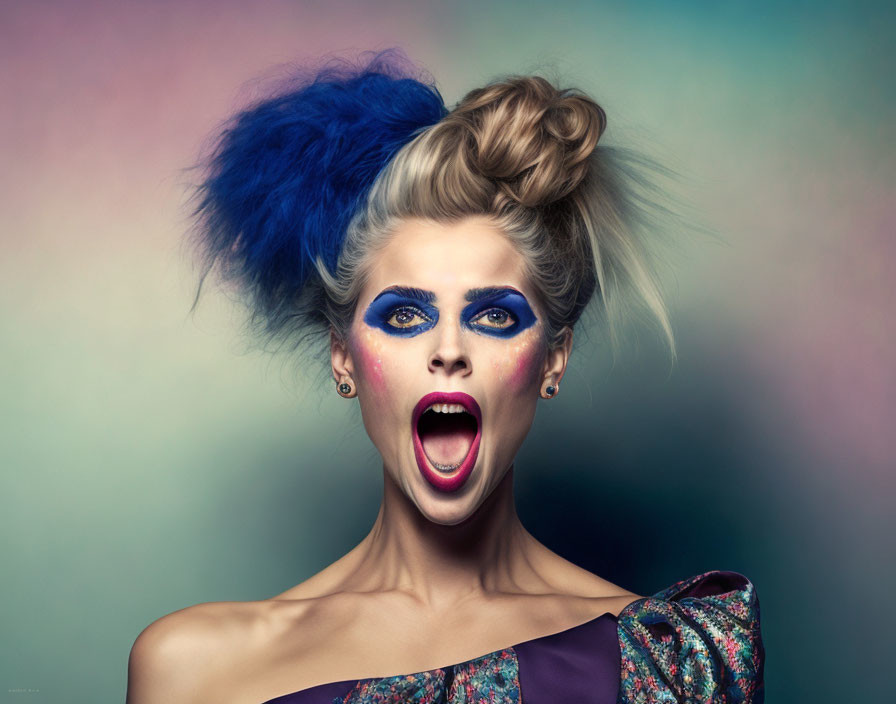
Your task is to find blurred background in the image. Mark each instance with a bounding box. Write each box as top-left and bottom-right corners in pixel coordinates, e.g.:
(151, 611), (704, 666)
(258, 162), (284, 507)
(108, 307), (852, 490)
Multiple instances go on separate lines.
(1, 1), (893, 701)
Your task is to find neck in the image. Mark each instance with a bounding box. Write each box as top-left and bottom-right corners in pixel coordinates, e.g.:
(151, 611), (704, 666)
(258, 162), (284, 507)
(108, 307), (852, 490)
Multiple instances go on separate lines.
(348, 465), (542, 609)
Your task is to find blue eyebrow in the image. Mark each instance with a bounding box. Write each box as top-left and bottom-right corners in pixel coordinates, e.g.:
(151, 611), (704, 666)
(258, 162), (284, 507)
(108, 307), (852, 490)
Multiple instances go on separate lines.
(370, 285), (522, 305)
(371, 286), (435, 304)
(362, 285), (537, 339)
(464, 286), (525, 302)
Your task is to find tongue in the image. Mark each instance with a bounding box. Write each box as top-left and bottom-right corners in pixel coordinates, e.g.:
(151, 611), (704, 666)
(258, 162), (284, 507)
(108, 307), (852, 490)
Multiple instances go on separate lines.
(420, 414), (476, 469)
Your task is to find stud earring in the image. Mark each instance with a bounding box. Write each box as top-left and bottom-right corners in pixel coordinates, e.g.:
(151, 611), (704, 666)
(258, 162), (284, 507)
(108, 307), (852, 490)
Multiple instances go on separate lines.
(542, 381), (558, 399)
(336, 379), (354, 398)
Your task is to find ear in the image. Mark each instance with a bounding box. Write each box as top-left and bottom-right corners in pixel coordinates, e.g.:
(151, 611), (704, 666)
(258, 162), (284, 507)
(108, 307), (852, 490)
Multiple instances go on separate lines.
(330, 328), (354, 383)
(542, 326), (573, 387)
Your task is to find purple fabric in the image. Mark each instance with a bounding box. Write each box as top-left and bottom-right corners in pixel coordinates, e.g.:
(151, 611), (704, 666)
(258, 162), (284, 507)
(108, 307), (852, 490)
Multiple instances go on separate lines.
(261, 612), (620, 703)
(515, 612), (620, 704)
(253, 569), (763, 703)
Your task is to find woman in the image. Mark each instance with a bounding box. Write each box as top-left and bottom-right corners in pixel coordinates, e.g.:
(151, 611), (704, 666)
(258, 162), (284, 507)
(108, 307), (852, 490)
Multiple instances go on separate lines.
(127, 50), (765, 703)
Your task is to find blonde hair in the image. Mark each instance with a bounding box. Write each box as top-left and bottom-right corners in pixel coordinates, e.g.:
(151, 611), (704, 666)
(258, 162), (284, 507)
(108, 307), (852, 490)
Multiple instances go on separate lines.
(317, 75), (676, 359)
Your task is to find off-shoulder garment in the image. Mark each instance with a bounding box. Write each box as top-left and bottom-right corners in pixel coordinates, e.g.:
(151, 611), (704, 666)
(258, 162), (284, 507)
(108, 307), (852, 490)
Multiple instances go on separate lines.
(262, 570), (764, 703)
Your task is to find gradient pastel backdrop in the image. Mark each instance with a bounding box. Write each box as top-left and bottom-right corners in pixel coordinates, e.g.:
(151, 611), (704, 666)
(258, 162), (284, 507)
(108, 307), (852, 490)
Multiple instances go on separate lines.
(2, 1), (893, 702)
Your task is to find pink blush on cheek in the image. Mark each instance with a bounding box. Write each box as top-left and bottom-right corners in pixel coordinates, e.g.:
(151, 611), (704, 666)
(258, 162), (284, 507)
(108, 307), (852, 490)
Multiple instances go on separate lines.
(495, 333), (544, 392)
(509, 347), (540, 390)
(352, 332), (385, 394)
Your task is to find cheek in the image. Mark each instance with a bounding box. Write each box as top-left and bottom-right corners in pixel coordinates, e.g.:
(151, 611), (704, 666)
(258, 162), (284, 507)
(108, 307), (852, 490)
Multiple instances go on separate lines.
(492, 330), (544, 393)
(352, 330), (386, 395)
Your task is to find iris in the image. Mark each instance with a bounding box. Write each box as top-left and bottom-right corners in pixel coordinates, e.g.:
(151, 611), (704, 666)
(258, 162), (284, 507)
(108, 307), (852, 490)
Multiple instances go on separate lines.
(362, 285), (537, 338)
(462, 287), (537, 338)
(363, 287), (439, 337)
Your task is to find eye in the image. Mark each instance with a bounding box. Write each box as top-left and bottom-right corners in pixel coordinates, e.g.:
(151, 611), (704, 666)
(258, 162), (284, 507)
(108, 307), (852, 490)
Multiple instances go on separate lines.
(470, 308), (516, 329)
(386, 306), (430, 329)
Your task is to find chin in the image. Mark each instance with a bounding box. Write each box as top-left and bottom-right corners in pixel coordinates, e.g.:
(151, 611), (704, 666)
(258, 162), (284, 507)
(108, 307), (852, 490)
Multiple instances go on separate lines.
(407, 459), (508, 527)
(411, 490), (485, 526)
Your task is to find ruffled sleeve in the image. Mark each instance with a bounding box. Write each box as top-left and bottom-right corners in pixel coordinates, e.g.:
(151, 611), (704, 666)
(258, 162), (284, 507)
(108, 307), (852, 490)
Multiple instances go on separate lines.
(616, 570), (765, 703)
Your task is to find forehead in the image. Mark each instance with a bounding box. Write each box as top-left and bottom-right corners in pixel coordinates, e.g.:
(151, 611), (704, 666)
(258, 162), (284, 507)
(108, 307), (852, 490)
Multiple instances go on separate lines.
(362, 216), (530, 300)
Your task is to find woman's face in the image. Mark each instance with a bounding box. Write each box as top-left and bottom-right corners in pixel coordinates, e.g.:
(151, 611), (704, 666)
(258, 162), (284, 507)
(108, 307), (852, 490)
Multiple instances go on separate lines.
(332, 216), (570, 525)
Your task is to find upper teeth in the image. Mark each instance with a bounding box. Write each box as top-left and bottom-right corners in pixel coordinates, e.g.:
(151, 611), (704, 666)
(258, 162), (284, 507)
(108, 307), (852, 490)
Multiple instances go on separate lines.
(427, 403), (466, 414)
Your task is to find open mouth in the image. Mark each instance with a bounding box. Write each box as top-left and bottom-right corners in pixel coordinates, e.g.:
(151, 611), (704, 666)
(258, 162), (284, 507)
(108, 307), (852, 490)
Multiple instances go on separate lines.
(412, 392), (482, 492)
(418, 404), (478, 470)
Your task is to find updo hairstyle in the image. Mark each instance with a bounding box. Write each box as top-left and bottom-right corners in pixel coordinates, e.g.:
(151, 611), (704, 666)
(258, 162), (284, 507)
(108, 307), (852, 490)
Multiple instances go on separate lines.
(322, 75), (674, 356)
(188, 51), (676, 368)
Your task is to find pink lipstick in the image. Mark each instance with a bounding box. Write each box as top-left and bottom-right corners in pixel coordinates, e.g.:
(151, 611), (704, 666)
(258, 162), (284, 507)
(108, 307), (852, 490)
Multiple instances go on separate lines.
(412, 392), (482, 492)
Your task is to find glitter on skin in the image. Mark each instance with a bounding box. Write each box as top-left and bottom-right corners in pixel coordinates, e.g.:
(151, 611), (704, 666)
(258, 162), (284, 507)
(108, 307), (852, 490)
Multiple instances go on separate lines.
(491, 327), (545, 389)
(332, 216), (571, 524)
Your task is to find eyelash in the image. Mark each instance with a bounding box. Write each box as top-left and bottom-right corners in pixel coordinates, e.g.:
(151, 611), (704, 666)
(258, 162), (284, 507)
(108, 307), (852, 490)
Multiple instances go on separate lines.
(386, 306), (432, 328)
(385, 305), (515, 330)
(469, 307), (515, 328)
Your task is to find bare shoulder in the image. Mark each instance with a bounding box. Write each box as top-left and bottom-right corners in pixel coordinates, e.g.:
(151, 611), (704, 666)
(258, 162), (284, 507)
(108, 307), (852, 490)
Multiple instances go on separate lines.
(127, 600), (265, 704)
(127, 595), (353, 704)
(573, 573), (645, 618)
(526, 547), (645, 619)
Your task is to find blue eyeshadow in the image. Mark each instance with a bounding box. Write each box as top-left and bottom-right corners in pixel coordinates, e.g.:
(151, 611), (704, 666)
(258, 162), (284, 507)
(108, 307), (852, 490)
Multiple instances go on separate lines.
(461, 288), (537, 338)
(363, 289), (439, 337)
(362, 286), (537, 339)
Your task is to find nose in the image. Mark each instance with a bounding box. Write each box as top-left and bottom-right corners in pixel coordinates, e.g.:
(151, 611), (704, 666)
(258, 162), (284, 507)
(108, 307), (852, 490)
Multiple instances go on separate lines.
(428, 317), (471, 377)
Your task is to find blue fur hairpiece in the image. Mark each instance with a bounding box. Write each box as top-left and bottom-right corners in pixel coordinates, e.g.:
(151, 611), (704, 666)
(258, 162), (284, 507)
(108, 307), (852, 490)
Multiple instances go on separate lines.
(189, 49), (447, 343)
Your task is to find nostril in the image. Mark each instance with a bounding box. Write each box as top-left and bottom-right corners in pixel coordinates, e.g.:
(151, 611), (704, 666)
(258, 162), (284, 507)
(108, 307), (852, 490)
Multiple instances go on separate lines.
(429, 354), (469, 373)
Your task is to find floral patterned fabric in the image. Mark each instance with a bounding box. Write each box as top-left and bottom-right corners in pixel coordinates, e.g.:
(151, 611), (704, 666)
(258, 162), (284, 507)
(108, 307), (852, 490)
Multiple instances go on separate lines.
(261, 570), (764, 704)
(339, 649), (520, 703)
(616, 571), (765, 703)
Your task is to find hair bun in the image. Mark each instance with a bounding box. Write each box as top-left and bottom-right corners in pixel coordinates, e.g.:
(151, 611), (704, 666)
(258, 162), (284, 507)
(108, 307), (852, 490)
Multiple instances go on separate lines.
(449, 76), (607, 208)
